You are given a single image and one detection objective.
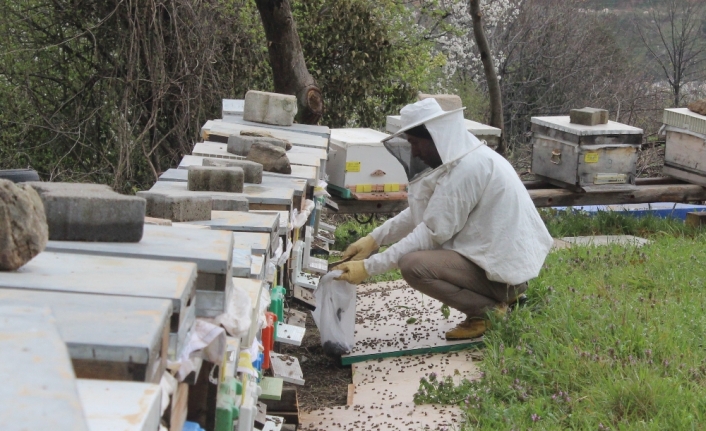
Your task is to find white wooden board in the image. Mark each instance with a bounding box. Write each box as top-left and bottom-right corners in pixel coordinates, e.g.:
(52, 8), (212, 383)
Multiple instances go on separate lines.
(269, 353), (305, 385)
(233, 232), (271, 256)
(342, 283), (481, 362)
(284, 309), (307, 328)
(78, 379), (161, 431)
(275, 323), (305, 346)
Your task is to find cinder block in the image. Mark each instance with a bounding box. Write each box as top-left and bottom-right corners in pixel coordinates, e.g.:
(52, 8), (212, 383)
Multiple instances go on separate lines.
(243, 90), (298, 126)
(418, 93), (463, 111)
(211, 195), (249, 212)
(570, 108), (609, 126)
(136, 191), (211, 222)
(187, 166), (244, 193)
(203, 158), (263, 184)
(26, 182), (145, 242)
(226, 134), (288, 157)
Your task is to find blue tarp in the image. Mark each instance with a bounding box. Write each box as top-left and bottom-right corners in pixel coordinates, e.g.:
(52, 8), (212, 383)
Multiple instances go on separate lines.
(553, 202), (706, 220)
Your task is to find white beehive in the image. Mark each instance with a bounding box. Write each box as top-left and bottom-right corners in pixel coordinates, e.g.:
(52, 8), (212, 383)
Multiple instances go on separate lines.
(327, 128), (409, 193)
(662, 108), (706, 187)
(386, 115), (502, 149)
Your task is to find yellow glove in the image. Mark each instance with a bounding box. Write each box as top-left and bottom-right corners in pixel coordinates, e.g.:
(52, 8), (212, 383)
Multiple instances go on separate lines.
(342, 235), (379, 261)
(334, 260), (369, 285)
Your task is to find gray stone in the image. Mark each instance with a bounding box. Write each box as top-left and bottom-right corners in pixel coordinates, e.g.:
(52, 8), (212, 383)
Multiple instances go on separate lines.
(247, 142), (292, 174)
(418, 93), (463, 111)
(226, 134), (289, 157)
(570, 108), (609, 126)
(239, 130), (292, 150)
(203, 158), (263, 184)
(187, 166), (244, 193)
(136, 191), (211, 222)
(211, 195), (249, 212)
(0, 179), (48, 270)
(26, 182), (144, 242)
(243, 90), (297, 126)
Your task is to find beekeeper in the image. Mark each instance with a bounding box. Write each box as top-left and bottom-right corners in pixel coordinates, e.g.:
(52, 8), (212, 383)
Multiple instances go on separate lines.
(335, 98), (553, 340)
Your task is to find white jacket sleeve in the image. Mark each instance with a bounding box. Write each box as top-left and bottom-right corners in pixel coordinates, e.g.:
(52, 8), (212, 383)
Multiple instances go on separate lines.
(369, 207), (415, 246)
(364, 168), (486, 276)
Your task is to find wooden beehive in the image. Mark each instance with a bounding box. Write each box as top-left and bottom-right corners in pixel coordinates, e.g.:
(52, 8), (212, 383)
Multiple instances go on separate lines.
(662, 108), (706, 187)
(530, 116), (643, 192)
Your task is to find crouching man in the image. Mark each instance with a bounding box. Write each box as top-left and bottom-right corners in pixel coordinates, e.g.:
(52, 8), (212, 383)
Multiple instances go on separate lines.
(335, 98), (553, 340)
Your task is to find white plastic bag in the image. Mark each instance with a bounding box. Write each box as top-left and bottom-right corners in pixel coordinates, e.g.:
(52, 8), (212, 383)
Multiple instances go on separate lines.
(312, 270), (356, 355)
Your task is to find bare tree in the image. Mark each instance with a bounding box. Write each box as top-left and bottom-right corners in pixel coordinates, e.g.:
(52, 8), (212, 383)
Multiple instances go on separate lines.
(255, 0), (324, 124)
(635, 0), (706, 107)
(469, 0), (506, 155)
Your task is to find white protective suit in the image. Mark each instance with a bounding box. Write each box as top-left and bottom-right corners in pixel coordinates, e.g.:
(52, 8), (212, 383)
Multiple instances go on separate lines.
(364, 102), (553, 286)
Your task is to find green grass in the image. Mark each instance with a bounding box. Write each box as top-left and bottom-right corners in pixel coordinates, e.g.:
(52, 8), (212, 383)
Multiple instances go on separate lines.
(414, 233), (706, 430)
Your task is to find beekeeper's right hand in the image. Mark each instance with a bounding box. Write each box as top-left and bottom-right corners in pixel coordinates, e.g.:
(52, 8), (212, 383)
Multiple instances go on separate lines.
(341, 235), (379, 261)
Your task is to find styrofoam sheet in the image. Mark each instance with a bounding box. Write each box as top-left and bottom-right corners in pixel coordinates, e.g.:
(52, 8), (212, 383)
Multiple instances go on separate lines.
(46, 224), (233, 275)
(78, 379), (161, 431)
(0, 289), (170, 381)
(0, 306), (89, 431)
(342, 282), (481, 364)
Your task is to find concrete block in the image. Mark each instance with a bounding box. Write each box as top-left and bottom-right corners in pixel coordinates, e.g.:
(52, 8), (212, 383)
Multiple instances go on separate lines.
(247, 143), (292, 174)
(240, 130), (292, 150)
(203, 158), (263, 184)
(570, 107), (609, 126)
(187, 166), (244, 193)
(243, 90), (298, 126)
(0, 179), (48, 270)
(137, 191), (211, 222)
(226, 134), (288, 157)
(212, 195), (249, 212)
(418, 93), (463, 111)
(26, 182), (145, 242)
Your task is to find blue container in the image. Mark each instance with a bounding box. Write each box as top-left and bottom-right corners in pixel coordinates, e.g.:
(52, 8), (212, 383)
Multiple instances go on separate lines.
(554, 202), (706, 220)
(183, 421), (205, 431)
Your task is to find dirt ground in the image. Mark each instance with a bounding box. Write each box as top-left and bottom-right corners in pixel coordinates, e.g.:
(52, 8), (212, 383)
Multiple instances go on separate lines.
(279, 301), (352, 413)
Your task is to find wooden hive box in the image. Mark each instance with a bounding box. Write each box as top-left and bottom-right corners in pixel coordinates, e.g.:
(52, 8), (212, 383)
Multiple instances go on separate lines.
(662, 108), (706, 187)
(530, 116), (643, 192)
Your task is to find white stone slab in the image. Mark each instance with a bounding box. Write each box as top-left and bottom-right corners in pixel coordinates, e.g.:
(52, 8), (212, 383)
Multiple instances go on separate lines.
(342, 283), (480, 362)
(269, 352), (305, 385)
(159, 168), (188, 182)
(78, 379), (161, 431)
(0, 251), (195, 329)
(46, 224), (233, 276)
(275, 323), (305, 346)
(0, 306), (89, 431)
(251, 254), (265, 279)
(560, 235), (651, 247)
(0, 289), (170, 382)
(232, 246), (253, 278)
(531, 116), (643, 135)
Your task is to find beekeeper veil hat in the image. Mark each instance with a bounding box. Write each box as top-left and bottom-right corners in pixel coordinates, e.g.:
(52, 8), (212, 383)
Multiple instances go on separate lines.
(382, 98), (482, 181)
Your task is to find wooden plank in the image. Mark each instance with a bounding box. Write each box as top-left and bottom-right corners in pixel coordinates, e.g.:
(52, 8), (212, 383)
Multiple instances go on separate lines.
(0, 306), (89, 431)
(292, 285), (316, 309)
(351, 191), (408, 201)
(0, 289), (171, 382)
(169, 382), (189, 431)
(78, 379), (161, 431)
(528, 183), (706, 207)
(328, 196), (409, 214)
(686, 211), (706, 228)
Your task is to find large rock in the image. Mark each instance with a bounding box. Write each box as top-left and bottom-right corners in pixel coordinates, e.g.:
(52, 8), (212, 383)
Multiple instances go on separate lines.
(227, 134), (289, 157)
(187, 166), (244, 193)
(26, 182), (145, 242)
(0, 179), (48, 270)
(246, 142), (292, 174)
(570, 107), (609, 126)
(688, 99), (706, 116)
(136, 191), (212, 222)
(418, 93), (463, 111)
(239, 130), (292, 150)
(243, 90), (298, 126)
(202, 158), (263, 184)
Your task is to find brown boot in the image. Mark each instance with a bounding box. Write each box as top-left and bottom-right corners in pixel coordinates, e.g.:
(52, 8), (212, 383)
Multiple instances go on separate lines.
(445, 318), (489, 340)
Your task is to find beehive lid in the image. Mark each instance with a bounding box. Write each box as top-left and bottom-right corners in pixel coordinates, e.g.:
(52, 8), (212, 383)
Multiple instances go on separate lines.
(531, 116), (643, 135)
(330, 128), (390, 147)
(386, 115), (501, 136)
(663, 108), (706, 136)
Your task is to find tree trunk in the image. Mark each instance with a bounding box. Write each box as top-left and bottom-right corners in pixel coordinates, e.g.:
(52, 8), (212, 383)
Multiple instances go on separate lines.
(254, 0), (323, 124)
(469, 0), (506, 155)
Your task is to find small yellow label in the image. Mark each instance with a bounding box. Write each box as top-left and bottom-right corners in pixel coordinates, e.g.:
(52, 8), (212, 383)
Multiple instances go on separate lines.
(384, 183), (400, 192)
(584, 152), (600, 163)
(356, 184), (372, 193)
(345, 161), (361, 172)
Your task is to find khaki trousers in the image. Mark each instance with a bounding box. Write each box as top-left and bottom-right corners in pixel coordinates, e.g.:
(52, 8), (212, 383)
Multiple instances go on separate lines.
(398, 250), (527, 319)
